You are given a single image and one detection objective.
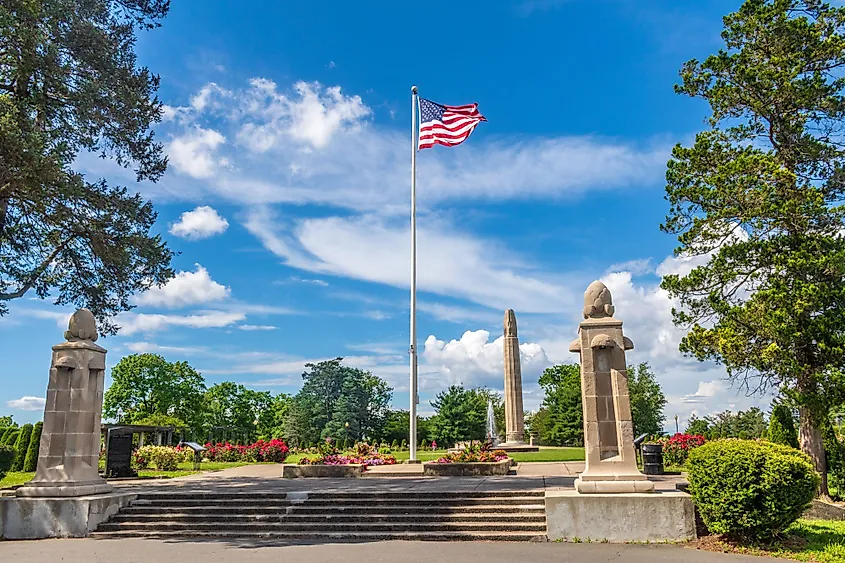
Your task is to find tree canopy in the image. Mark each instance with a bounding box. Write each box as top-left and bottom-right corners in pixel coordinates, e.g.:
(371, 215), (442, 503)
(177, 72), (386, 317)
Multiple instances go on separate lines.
(103, 353), (206, 430)
(281, 358), (392, 447)
(662, 0), (845, 494)
(428, 385), (504, 447)
(0, 0), (174, 331)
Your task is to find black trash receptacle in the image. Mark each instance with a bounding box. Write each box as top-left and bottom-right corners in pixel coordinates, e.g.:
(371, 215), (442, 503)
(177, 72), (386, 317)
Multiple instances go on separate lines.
(642, 443), (664, 475)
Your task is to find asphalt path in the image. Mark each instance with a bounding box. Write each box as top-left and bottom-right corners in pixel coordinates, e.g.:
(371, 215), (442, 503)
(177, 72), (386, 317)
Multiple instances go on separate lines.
(0, 537), (794, 562)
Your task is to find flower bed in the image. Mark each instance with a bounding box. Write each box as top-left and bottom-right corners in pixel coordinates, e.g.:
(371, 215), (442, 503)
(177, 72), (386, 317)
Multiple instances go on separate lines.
(297, 441), (397, 468)
(202, 439), (290, 463)
(660, 433), (706, 467)
(423, 443), (511, 476)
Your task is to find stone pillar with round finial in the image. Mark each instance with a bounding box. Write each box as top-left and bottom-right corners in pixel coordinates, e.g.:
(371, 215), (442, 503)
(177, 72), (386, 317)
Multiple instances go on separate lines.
(17, 309), (112, 497)
(568, 281), (653, 494)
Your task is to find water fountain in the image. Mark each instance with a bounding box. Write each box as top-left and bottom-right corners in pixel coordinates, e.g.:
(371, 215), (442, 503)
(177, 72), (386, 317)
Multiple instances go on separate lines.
(486, 400), (499, 446)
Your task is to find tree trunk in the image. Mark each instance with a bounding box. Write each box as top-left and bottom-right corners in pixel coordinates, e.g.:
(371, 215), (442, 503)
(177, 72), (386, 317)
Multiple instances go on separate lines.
(799, 406), (829, 498)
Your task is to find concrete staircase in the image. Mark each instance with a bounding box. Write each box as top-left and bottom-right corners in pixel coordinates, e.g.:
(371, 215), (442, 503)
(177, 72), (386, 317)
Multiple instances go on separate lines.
(93, 490), (548, 541)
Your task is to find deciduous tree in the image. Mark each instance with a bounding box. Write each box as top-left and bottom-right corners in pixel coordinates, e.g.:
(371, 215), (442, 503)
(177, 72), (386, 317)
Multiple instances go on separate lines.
(103, 353), (206, 431)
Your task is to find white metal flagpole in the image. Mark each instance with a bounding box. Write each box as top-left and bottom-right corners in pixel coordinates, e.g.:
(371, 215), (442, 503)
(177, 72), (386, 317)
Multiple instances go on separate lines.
(409, 85), (419, 462)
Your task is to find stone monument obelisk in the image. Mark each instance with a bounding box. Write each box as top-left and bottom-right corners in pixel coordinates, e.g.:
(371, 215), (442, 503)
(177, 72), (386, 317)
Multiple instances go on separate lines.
(17, 309), (112, 497)
(568, 281), (653, 493)
(501, 309), (531, 449)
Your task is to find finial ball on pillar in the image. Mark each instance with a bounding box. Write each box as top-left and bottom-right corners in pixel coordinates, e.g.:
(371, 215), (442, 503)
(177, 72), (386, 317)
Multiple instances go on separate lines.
(583, 280), (615, 319)
(64, 308), (98, 342)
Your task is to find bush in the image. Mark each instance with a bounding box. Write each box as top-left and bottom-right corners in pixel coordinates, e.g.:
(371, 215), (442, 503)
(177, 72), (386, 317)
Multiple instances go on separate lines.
(768, 404), (799, 449)
(823, 423), (845, 500)
(136, 445), (179, 471)
(3, 429), (19, 446)
(400, 439), (407, 451)
(0, 444), (16, 480)
(686, 439), (819, 539)
(11, 424), (33, 472)
(23, 422), (42, 472)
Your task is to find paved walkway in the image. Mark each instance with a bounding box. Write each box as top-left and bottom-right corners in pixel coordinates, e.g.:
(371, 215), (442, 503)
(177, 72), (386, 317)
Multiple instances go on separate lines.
(108, 461), (686, 494)
(0, 538), (793, 562)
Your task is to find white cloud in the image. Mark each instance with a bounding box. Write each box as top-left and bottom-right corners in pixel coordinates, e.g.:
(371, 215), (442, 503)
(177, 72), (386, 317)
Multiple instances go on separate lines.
(167, 127), (226, 179)
(237, 79), (371, 151)
(124, 342), (206, 355)
(116, 310), (245, 336)
(122, 79), (668, 213)
(135, 264), (230, 308)
(190, 82), (230, 111)
(169, 206), (230, 240)
(245, 211), (575, 313)
(422, 330), (551, 393)
(7, 396), (46, 411)
(238, 324), (278, 331)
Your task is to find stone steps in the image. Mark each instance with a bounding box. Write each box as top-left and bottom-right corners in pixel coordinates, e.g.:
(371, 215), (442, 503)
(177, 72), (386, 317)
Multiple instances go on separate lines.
(121, 504), (545, 515)
(94, 490), (548, 542)
(109, 513), (546, 523)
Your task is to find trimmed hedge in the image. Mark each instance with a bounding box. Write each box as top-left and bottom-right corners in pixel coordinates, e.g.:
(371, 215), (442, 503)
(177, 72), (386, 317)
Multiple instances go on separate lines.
(686, 439), (819, 539)
(23, 421), (43, 472)
(0, 427), (13, 444)
(0, 444), (15, 481)
(4, 429), (19, 447)
(11, 423), (33, 471)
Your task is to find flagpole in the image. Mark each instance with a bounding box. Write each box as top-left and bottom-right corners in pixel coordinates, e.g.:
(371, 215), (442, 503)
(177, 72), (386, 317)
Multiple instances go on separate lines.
(409, 85), (419, 463)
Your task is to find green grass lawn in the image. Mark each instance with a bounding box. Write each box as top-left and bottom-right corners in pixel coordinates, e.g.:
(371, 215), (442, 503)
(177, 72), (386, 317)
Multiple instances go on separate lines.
(0, 471), (34, 489)
(703, 519), (845, 562)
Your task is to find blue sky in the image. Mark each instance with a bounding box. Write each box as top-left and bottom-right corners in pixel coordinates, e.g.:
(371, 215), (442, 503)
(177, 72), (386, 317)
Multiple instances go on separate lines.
(1, 0), (767, 428)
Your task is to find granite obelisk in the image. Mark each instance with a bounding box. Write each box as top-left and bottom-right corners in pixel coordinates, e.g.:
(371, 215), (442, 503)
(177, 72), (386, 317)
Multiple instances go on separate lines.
(502, 309), (526, 446)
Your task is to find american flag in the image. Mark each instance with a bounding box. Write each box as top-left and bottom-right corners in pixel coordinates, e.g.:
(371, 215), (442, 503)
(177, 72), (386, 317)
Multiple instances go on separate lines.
(418, 98), (486, 150)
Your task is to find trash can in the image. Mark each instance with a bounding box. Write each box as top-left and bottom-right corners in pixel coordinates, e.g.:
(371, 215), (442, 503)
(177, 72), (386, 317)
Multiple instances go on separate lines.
(642, 443), (664, 475)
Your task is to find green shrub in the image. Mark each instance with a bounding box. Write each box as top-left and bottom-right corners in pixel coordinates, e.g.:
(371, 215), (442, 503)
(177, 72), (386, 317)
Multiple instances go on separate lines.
(136, 445), (179, 471)
(768, 404), (799, 449)
(11, 424), (33, 472)
(391, 439), (399, 450)
(420, 439), (428, 450)
(0, 427), (11, 443)
(0, 444), (15, 481)
(686, 439), (819, 539)
(3, 429), (19, 446)
(23, 422), (43, 472)
(400, 439), (407, 451)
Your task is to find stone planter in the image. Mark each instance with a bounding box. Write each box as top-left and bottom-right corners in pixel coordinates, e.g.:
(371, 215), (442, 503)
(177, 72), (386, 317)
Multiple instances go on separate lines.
(282, 464), (364, 478)
(422, 458), (511, 476)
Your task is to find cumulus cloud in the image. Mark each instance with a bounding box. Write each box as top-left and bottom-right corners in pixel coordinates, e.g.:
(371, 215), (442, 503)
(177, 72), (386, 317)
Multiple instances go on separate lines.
(7, 396), (46, 411)
(422, 330), (551, 393)
(169, 206), (230, 240)
(135, 264), (230, 308)
(167, 126), (226, 178)
(237, 79), (371, 151)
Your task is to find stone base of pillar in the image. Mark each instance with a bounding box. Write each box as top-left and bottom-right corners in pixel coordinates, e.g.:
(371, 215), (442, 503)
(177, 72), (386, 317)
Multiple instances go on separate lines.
(574, 476), (654, 494)
(16, 479), (113, 498)
(545, 490), (695, 542)
(496, 442), (540, 452)
(0, 492), (135, 539)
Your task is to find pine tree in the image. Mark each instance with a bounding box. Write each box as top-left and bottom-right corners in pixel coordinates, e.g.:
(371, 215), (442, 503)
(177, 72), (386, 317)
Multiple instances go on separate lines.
(23, 422), (43, 472)
(11, 423), (32, 471)
(769, 404), (799, 449)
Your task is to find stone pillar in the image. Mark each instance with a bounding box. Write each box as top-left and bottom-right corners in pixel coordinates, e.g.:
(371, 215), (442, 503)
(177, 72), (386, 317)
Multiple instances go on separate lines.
(502, 309), (526, 446)
(17, 309), (112, 498)
(568, 281), (653, 494)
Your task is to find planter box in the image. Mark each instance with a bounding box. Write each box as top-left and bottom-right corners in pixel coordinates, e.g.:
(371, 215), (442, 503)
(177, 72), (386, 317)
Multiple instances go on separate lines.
(422, 458), (511, 476)
(282, 464), (364, 478)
